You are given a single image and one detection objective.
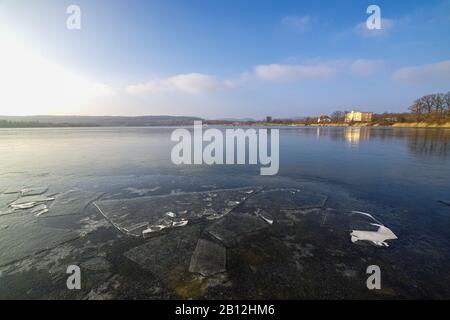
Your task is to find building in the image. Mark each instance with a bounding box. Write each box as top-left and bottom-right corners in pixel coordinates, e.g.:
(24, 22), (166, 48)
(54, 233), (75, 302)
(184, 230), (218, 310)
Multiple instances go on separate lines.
(266, 116), (272, 123)
(345, 111), (373, 122)
(317, 115), (331, 123)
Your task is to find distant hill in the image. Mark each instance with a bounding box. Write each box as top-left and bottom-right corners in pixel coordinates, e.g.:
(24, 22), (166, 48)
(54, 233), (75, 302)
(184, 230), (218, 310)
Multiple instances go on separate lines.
(213, 117), (257, 122)
(0, 115), (203, 127)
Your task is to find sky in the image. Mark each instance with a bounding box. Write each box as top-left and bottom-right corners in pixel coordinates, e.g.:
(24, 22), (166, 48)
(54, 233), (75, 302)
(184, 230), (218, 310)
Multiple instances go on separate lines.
(0, 0), (450, 119)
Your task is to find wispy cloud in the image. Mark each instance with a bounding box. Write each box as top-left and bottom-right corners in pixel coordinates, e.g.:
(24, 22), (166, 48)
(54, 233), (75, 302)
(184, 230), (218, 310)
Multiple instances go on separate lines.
(125, 59), (384, 97)
(354, 18), (396, 37)
(253, 59), (383, 81)
(254, 63), (335, 81)
(281, 15), (312, 32)
(350, 59), (385, 76)
(393, 60), (450, 84)
(126, 73), (234, 95)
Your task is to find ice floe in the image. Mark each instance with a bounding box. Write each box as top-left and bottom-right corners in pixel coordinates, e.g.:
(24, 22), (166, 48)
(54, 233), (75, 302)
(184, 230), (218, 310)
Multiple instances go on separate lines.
(350, 223), (398, 247)
(124, 225), (202, 281)
(43, 189), (103, 217)
(254, 209), (274, 225)
(206, 212), (268, 247)
(126, 187), (160, 196)
(1, 187), (24, 194)
(94, 187), (258, 237)
(0, 213), (79, 266)
(349, 211), (397, 247)
(9, 195), (55, 210)
(81, 257), (112, 272)
(189, 239), (226, 277)
(31, 204), (49, 217)
(243, 188), (327, 210)
(20, 187), (48, 197)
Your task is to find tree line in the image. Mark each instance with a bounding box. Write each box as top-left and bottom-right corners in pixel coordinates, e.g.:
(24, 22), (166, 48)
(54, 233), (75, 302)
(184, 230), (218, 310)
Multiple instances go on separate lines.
(0, 120), (98, 128)
(408, 92), (450, 121)
(326, 91), (450, 124)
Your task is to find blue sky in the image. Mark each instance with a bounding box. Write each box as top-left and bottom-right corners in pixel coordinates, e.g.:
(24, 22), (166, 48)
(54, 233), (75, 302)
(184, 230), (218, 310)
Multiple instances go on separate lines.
(1, 0), (450, 118)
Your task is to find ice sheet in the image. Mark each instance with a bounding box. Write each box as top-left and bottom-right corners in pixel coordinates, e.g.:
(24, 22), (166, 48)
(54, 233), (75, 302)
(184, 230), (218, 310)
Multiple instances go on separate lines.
(95, 187), (258, 237)
(0, 214), (79, 266)
(124, 225), (201, 280)
(189, 239), (226, 277)
(43, 189), (103, 217)
(206, 212), (268, 247)
(243, 188), (327, 210)
(20, 187), (49, 197)
(349, 211), (397, 247)
(350, 223), (398, 247)
(9, 195), (55, 210)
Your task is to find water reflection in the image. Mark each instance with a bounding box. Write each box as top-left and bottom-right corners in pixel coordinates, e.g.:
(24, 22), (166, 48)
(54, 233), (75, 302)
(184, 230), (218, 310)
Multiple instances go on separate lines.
(406, 129), (450, 158)
(344, 127), (371, 146)
(311, 127), (450, 158)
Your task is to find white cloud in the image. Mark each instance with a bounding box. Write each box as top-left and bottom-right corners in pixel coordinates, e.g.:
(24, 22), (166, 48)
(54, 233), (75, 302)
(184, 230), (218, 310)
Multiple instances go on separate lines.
(354, 18), (395, 37)
(126, 73), (234, 95)
(393, 60), (450, 84)
(254, 63), (336, 81)
(350, 59), (385, 76)
(281, 15), (312, 32)
(253, 59), (383, 81)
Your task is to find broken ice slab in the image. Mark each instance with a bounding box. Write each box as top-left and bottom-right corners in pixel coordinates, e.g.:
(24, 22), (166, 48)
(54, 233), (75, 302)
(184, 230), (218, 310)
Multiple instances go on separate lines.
(172, 219), (188, 228)
(166, 212), (176, 218)
(126, 187), (160, 196)
(243, 188), (327, 210)
(0, 193), (18, 205)
(189, 239), (226, 277)
(20, 187), (48, 197)
(43, 189), (103, 217)
(95, 187), (258, 237)
(350, 224), (398, 247)
(348, 211), (397, 247)
(124, 225), (201, 280)
(254, 209), (274, 225)
(142, 217), (191, 238)
(0, 209), (15, 217)
(32, 204), (49, 217)
(9, 195), (55, 210)
(206, 212), (268, 247)
(0, 213), (79, 266)
(81, 257), (112, 272)
(2, 186), (24, 194)
(0, 193), (19, 216)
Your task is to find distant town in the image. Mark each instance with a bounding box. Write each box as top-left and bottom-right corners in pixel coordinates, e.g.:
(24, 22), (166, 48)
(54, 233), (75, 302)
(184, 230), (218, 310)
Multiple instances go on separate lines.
(209, 91), (450, 128)
(1, 91), (449, 128)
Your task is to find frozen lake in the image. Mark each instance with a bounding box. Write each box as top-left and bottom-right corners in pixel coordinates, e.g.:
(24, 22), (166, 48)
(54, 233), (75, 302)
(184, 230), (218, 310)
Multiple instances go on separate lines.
(1, 126), (449, 299)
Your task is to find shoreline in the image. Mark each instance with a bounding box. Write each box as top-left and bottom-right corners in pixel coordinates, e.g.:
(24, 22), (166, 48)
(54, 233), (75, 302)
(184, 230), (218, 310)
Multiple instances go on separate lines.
(2, 121), (450, 129)
(218, 122), (450, 128)
(310, 122), (450, 128)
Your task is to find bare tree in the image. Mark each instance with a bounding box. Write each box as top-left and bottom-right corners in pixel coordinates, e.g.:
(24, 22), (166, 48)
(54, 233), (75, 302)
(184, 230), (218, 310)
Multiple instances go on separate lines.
(444, 92), (450, 116)
(330, 111), (345, 123)
(409, 92), (450, 121)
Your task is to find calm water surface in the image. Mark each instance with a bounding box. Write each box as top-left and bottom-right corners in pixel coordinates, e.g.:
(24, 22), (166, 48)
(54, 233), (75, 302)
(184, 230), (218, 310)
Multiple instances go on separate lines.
(1, 126), (449, 209)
